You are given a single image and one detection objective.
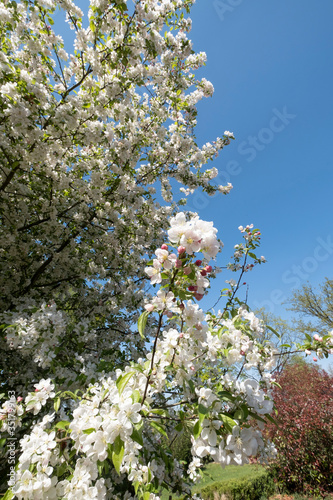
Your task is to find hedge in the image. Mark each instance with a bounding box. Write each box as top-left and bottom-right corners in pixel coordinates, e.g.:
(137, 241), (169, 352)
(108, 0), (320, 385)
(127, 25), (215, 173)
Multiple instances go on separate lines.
(198, 468), (275, 500)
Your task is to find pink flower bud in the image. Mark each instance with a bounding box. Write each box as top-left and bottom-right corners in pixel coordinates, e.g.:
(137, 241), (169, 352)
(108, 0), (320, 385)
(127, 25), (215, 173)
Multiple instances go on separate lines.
(178, 246), (186, 254)
(194, 293), (204, 301)
(179, 333), (184, 338)
(195, 260), (202, 266)
(200, 270), (207, 276)
(17, 397), (23, 402)
(313, 357), (318, 362)
(175, 259), (182, 268)
(144, 304), (154, 312)
(188, 286), (198, 292)
(240, 350), (246, 356)
(184, 266), (192, 275)
(313, 334), (320, 341)
(205, 265), (213, 273)
(161, 244), (168, 250)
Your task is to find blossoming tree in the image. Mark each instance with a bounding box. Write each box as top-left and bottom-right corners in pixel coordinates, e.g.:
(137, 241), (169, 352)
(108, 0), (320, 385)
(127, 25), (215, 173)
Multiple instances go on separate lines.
(0, 0), (332, 499)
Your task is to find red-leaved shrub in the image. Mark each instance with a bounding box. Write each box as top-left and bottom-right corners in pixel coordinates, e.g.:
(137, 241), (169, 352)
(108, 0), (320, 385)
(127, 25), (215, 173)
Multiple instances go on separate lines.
(266, 361), (333, 496)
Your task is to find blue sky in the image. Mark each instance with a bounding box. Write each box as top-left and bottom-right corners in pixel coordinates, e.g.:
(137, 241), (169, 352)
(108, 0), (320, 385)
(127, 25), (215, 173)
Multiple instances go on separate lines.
(182, 0), (333, 369)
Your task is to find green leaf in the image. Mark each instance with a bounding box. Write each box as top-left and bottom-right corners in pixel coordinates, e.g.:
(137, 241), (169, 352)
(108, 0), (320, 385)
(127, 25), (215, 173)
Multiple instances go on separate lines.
(82, 428), (95, 435)
(149, 408), (166, 416)
(138, 310), (149, 339)
(187, 269), (196, 280)
(174, 422), (183, 432)
(248, 411), (266, 424)
(55, 421), (70, 430)
(218, 390), (236, 402)
(130, 427), (143, 447)
(2, 490), (14, 500)
(131, 389), (141, 404)
(112, 435), (124, 475)
(266, 325), (280, 338)
(198, 404), (208, 425)
(54, 397), (61, 412)
(62, 390), (79, 400)
(193, 420), (202, 439)
(116, 371), (134, 395)
(134, 481), (140, 494)
(56, 461), (68, 478)
(240, 404), (249, 420)
(220, 413), (237, 431)
(178, 290), (193, 300)
(150, 421), (168, 438)
(188, 379), (195, 393)
(265, 414), (279, 427)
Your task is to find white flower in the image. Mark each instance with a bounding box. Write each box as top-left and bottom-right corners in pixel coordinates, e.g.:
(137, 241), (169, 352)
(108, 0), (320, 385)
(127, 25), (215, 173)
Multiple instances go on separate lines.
(201, 419), (222, 447)
(145, 259), (162, 284)
(180, 228), (201, 254)
(226, 425), (259, 462)
(152, 290), (175, 311)
(155, 249), (177, 270)
(197, 388), (217, 408)
(192, 437), (216, 458)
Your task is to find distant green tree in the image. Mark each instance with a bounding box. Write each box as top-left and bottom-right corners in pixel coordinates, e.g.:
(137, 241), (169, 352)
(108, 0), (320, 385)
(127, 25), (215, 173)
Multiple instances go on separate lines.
(254, 308), (304, 375)
(288, 278), (333, 339)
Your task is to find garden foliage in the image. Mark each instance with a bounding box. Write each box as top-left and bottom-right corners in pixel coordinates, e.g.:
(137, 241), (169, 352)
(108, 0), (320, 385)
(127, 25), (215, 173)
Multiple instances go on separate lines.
(266, 362), (333, 496)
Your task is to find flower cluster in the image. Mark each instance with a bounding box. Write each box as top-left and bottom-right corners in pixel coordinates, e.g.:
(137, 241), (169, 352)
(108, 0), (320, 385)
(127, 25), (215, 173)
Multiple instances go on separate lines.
(168, 212), (220, 260)
(7, 213), (281, 499)
(145, 212), (219, 303)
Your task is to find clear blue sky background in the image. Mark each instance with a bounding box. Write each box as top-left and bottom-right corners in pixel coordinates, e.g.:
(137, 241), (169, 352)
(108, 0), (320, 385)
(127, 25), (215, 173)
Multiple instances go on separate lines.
(56, 1), (333, 368)
(182, 0), (333, 369)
